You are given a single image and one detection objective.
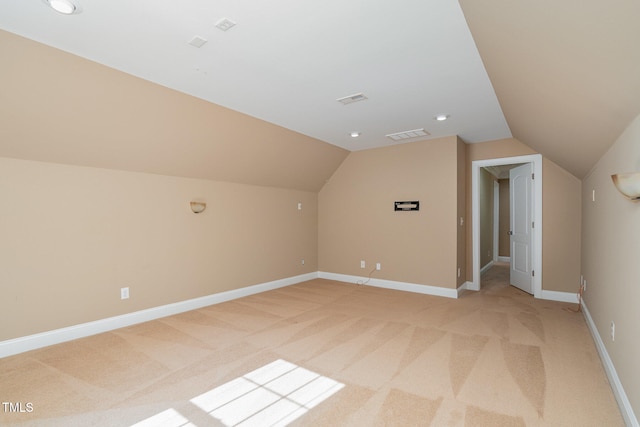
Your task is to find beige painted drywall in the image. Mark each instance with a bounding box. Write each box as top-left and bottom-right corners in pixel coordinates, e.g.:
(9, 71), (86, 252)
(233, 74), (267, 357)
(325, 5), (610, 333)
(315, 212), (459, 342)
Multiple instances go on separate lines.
(465, 138), (582, 293)
(456, 137), (466, 287)
(459, 0), (640, 178)
(542, 158), (582, 293)
(479, 169), (496, 268)
(319, 137), (459, 289)
(0, 157), (318, 341)
(467, 138), (537, 162)
(498, 179), (510, 257)
(581, 113), (640, 417)
(0, 30), (348, 192)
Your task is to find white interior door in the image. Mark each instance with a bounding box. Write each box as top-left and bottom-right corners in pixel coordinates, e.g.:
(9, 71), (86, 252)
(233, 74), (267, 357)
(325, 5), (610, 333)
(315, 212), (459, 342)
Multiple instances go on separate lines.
(509, 163), (533, 294)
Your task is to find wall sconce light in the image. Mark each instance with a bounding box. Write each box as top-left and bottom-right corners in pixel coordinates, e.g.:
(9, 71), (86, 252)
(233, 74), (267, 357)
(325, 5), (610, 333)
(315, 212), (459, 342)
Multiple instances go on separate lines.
(190, 201), (206, 214)
(611, 173), (640, 200)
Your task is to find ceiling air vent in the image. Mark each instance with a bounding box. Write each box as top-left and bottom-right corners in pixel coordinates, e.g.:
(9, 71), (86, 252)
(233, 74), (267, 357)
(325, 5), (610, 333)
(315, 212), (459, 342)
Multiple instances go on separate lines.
(188, 36), (208, 48)
(337, 93), (368, 105)
(215, 18), (236, 32)
(386, 128), (430, 141)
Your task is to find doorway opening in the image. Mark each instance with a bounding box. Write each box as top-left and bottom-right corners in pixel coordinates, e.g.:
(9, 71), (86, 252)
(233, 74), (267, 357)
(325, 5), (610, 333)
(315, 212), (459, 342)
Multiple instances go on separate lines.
(471, 154), (542, 298)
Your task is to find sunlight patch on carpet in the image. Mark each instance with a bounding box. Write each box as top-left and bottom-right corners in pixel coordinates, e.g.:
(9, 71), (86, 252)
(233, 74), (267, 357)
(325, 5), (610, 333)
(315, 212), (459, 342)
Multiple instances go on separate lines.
(131, 408), (194, 427)
(131, 359), (343, 426)
(191, 359), (343, 426)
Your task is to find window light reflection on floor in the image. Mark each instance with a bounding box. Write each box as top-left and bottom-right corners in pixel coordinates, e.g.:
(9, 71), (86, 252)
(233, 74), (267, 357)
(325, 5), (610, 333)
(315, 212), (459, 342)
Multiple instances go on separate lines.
(131, 408), (195, 427)
(131, 359), (344, 427)
(191, 359), (345, 426)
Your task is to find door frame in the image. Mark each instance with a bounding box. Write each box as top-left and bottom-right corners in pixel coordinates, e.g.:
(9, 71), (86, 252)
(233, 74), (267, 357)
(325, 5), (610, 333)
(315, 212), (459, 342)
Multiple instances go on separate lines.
(471, 154), (542, 298)
(493, 180), (500, 263)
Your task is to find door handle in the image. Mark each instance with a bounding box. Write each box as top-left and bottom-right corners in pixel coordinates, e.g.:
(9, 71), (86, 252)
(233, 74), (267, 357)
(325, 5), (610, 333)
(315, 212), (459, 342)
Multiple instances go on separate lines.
(508, 230), (513, 235)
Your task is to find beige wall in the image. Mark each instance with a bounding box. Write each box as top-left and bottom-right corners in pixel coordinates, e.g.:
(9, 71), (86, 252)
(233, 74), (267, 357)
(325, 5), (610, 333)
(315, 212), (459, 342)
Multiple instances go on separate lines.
(542, 158), (582, 293)
(479, 168), (496, 268)
(0, 30), (348, 193)
(319, 137), (459, 289)
(456, 137), (467, 287)
(465, 138), (582, 292)
(498, 179), (510, 257)
(0, 134), (586, 343)
(0, 157), (318, 341)
(581, 113), (640, 417)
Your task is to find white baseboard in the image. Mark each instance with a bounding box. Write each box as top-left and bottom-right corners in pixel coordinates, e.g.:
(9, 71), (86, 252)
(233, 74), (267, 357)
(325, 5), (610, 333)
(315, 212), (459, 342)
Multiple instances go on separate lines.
(0, 272), (318, 359)
(539, 289), (579, 303)
(456, 281), (474, 297)
(498, 256), (511, 263)
(318, 271), (458, 299)
(480, 260), (495, 275)
(582, 302), (639, 427)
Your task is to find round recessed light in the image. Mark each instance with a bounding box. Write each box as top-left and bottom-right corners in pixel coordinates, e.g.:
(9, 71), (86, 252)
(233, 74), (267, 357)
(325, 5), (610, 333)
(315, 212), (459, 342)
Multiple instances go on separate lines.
(434, 114), (449, 121)
(350, 131), (361, 138)
(47, 0), (77, 14)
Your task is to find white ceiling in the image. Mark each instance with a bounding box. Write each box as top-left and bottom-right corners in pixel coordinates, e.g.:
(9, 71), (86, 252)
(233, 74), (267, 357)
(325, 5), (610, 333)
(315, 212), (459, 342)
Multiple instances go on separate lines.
(3, 1), (640, 179)
(0, 0), (511, 152)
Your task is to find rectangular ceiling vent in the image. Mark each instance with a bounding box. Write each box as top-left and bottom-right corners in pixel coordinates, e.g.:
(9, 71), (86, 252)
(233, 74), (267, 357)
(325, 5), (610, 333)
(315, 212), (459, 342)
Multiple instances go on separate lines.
(188, 36), (208, 48)
(337, 93), (368, 105)
(386, 128), (430, 141)
(215, 18), (236, 32)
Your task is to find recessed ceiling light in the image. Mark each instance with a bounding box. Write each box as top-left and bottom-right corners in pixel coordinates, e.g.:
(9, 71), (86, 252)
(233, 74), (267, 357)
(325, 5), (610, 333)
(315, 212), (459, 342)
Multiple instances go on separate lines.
(350, 131), (361, 138)
(434, 114), (449, 121)
(46, 0), (78, 14)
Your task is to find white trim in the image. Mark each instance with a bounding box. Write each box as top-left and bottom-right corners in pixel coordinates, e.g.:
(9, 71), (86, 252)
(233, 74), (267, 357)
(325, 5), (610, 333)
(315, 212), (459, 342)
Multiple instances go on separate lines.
(472, 154), (543, 298)
(457, 281), (473, 297)
(498, 256), (511, 263)
(480, 260), (495, 276)
(493, 180), (500, 262)
(318, 271), (458, 299)
(582, 302), (639, 427)
(539, 290), (579, 303)
(0, 272), (318, 359)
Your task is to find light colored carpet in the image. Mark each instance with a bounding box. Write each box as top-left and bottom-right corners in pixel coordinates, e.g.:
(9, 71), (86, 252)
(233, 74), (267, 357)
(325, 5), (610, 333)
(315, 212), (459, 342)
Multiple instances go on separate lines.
(0, 264), (624, 426)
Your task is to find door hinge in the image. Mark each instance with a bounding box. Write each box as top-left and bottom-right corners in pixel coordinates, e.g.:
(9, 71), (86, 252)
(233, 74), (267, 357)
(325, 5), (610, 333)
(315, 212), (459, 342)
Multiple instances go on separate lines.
(532, 221), (535, 228)
(532, 270), (535, 277)
(532, 173), (535, 180)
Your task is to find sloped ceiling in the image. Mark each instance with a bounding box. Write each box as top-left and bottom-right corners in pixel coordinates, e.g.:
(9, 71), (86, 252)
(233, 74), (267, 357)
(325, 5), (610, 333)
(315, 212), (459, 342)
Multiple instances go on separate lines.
(0, 30), (348, 192)
(459, 0), (640, 177)
(1, 1), (639, 183)
(1, 0), (510, 191)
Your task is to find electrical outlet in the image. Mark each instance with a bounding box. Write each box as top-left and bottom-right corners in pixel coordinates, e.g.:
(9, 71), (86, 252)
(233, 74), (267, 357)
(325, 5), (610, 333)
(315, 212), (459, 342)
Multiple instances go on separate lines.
(121, 287), (129, 300)
(301, 259), (305, 265)
(611, 321), (615, 341)
(360, 260), (365, 269)
(297, 202), (302, 210)
(376, 263), (381, 271)
(457, 267), (461, 278)
(583, 279), (587, 291)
